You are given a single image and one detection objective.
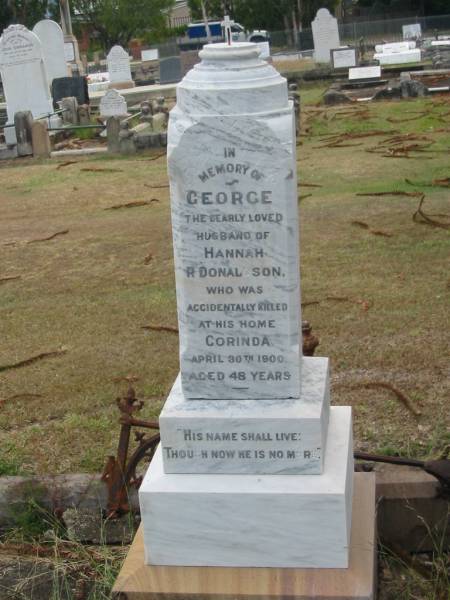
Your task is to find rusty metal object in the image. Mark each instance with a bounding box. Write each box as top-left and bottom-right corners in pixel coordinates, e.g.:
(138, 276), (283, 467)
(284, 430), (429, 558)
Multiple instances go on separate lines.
(355, 451), (450, 497)
(302, 321), (319, 356)
(102, 385), (160, 518)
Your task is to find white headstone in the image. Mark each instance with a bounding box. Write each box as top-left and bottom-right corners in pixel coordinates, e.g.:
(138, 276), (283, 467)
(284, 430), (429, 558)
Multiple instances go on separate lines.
(139, 40), (354, 570)
(349, 65), (381, 80)
(64, 41), (75, 61)
(375, 41), (415, 53)
(107, 44), (132, 83)
(32, 19), (68, 84)
(331, 46), (357, 69)
(0, 24), (54, 145)
(141, 48), (159, 61)
(255, 41), (271, 59)
(403, 23), (422, 40)
(99, 89), (127, 117)
(311, 8), (340, 63)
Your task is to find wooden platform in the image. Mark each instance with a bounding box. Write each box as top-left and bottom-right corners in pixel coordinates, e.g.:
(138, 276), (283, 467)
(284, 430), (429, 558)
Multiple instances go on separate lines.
(112, 473), (376, 600)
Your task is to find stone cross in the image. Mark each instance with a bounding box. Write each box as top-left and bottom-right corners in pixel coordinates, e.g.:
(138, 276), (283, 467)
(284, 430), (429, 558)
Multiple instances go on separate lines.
(222, 15), (234, 45)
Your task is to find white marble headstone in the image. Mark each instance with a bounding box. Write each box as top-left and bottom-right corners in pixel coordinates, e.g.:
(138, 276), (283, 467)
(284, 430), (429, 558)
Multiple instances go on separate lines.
(403, 23), (422, 40)
(311, 8), (340, 64)
(331, 46), (357, 69)
(169, 43), (301, 400)
(99, 89), (127, 117)
(107, 45), (132, 83)
(32, 19), (68, 85)
(0, 24), (54, 145)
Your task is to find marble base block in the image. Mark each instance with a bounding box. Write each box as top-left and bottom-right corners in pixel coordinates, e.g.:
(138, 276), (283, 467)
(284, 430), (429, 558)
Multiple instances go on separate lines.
(139, 406), (353, 568)
(160, 356), (330, 475)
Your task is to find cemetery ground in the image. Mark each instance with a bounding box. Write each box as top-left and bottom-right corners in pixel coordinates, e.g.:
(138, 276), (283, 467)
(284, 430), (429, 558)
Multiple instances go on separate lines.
(0, 86), (449, 598)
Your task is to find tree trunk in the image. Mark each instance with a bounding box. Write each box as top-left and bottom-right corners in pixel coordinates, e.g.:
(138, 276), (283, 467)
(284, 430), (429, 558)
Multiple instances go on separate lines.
(201, 0), (213, 43)
(292, 8), (299, 47)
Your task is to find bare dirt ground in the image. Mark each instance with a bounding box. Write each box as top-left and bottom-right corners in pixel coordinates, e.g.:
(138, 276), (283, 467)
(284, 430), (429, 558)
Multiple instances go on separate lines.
(0, 90), (449, 477)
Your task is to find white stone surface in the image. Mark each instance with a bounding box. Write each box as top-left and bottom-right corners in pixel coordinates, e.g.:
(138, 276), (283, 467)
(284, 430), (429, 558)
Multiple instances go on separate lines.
(374, 41), (415, 53)
(64, 41), (75, 61)
(349, 65), (381, 80)
(255, 41), (271, 59)
(33, 19), (68, 84)
(332, 46), (357, 69)
(142, 48), (159, 61)
(99, 89), (127, 117)
(160, 356), (330, 474)
(375, 49), (421, 65)
(140, 406), (353, 568)
(168, 43), (301, 400)
(0, 24), (54, 145)
(312, 8), (340, 64)
(403, 24), (422, 40)
(107, 44), (132, 83)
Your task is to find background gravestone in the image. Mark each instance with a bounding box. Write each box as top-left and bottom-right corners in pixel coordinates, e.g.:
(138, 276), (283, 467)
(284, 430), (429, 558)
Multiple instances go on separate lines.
(14, 111), (33, 156)
(0, 24), (54, 145)
(51, 76), (89, 108)
(159, 56), (182, 84)
(31, 120), (51, 157)
(33, 19), (68, 85)
(311, 8), (340, 64)
(107, 45), (134, 88)
(100, 89), (128, 117)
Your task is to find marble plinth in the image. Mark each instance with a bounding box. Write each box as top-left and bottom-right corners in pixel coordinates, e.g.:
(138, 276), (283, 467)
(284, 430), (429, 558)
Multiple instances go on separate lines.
(139, 406), (353, 568)
(374, 49), (421, 65)
(160, 356), (330, 475)
(115, 474), (376, 600)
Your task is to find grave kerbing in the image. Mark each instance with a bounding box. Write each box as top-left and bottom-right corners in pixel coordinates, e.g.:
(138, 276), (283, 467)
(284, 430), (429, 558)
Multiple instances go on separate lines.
(138, 41), (355, 570)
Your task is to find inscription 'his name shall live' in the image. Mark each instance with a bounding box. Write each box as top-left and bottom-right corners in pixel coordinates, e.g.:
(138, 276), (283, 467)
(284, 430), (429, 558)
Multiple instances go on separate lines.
(183, 430), (302, 441)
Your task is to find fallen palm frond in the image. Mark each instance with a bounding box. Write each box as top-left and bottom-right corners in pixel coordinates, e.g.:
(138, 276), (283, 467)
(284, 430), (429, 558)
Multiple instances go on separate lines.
(27, 230), (69, 244)
(351, 220), (369, 229)
(144, 183), (169, 189)
(356, 191), (422, 198)
(298, 194), (312, 202)
(81, 167), (123, 173)
(0, 349), (67, 373)
(105, 199), (158, 210)
(352, 381), (421, 417)
(56, 161), (77, 170)
(0, 275), (21, 284)
(413, 195), (450, 230)
(141, 324), (179, 333)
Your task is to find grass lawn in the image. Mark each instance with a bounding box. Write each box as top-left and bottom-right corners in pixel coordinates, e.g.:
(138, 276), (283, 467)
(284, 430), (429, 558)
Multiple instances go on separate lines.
(0, 89), (449, 476)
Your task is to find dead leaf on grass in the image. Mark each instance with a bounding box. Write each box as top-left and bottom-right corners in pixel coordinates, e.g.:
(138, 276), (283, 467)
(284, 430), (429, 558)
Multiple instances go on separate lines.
(144, 252), (153, 264)
(432, 177), (450, 187)
(144, 183), (169, 189)
(298, 194), (312, 202)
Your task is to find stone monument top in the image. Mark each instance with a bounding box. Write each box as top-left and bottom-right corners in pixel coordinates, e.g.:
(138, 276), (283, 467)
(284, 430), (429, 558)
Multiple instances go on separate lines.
(168, 42), (301, 401)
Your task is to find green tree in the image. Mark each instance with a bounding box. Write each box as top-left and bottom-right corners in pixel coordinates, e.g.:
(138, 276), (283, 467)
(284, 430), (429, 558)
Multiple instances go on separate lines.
(187, 0), (339, 30)
(71, 0), (175, 48)
(0, 0), (50, 31)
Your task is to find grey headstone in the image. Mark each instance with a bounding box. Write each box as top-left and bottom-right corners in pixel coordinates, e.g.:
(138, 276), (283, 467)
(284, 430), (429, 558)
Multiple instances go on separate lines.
(60, 96), (79, 124)
(106, 116), (121, 153)
(14, 111), (33, 156)
(51, 76), (89, 108)
(159, 56), (182, 84)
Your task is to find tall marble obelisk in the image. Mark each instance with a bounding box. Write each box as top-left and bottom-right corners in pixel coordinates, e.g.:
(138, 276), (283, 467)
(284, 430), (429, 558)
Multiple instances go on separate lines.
(139, 41), (353, 568)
